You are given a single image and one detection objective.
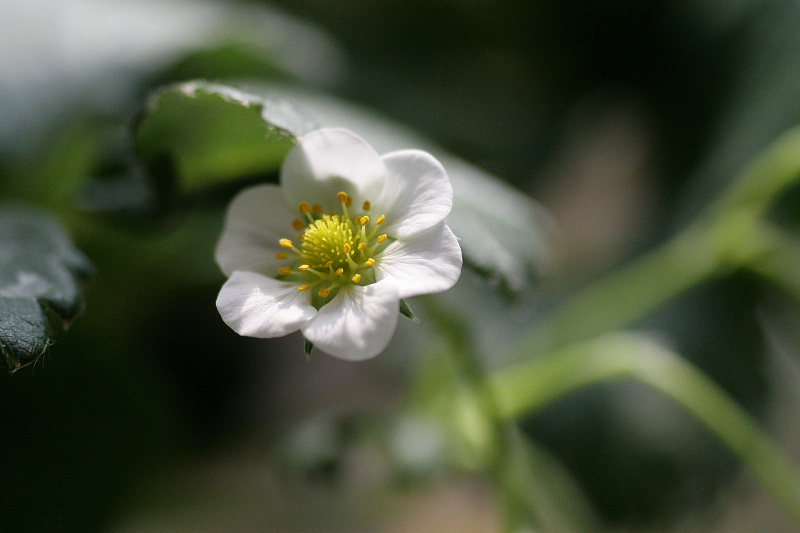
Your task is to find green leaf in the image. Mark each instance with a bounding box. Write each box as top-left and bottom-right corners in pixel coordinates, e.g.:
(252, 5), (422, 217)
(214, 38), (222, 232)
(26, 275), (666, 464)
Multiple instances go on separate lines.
(135, 82), (303, 193)
(0, 206), (92, 370)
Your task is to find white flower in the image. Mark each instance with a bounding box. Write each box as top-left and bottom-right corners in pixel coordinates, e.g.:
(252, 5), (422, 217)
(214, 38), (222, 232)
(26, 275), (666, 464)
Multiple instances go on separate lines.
(215, 127), (462, 360)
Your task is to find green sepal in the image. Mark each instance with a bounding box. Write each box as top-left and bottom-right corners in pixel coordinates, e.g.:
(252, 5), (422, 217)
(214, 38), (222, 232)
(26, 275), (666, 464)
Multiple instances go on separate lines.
(304, 338), (314, 358)
(399, 299), (420, 322)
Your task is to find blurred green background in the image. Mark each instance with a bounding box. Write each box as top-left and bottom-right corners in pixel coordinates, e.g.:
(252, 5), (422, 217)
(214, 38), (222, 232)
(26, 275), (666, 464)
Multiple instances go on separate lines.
(2, 0), (800, 531)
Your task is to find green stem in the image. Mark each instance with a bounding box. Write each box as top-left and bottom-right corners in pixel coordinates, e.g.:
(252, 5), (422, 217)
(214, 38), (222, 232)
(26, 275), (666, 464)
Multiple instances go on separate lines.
(428, 305), (543, 531)
(746, 223), (800, 302)
(710, 125), (800, 221)
(464, 126), (800, 526)
(489, 333), (800, 527)
(522, 225), (715, 355)
(421, 126), (800, 527)
(515, 124), (800, 358)
(419, 300), (599, 531)
(518, 208), (771, 357)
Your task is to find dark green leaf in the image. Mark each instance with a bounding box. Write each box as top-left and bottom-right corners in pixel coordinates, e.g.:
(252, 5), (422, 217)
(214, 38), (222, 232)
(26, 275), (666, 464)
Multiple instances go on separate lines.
(0, 207), (92, 370)
(135, 82), (303, 193)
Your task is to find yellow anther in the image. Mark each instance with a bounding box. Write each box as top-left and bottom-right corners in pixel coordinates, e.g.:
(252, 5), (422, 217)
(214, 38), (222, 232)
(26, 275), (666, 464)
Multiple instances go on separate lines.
(365, 258), (376, 267)
(343, 244), (351, 254)
(312, 204), (324, 215)
(279, 238), (293, 248)
(358, 242), (366, 251)
(363, 201), (371, 211)
(351, 273), (362, 283)
(360, 216), (369, 226)
(337, 191), (348, 204)
(377, 234), (388, 243)
(292, 219), (304, 231)
(376, 215), (385, 225)
(298, 264), (310, 271)
(325, 261), (333, 268)
(335, 268), (344, 276)
(275, 252), (289, 260)
(298, 202), (312, 215)
(298, 284), (310, 291)
(318, 287), (330, 298)
(278, 267), (292, 276)
(346, 195), (353, 207)
(354, 216), (362, 226)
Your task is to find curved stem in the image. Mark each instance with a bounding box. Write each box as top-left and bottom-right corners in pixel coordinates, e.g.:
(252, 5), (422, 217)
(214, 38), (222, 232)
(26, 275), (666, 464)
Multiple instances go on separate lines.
(746, 223), (800, 302)
(425, 126), (800, 527)
(489, 333), (800, 527)
(518, 224), (718, 356)
(427, 305), (543, 531)
(710, 125), (800, 221)
(517, 207), (773, 357)
(419, 299), (598, 531)
(514, 124), (800, 359)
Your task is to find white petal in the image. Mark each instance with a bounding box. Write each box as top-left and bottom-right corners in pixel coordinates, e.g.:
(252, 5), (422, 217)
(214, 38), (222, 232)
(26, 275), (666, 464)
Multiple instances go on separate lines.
(375, 222), (462, 299)
(281, 128), (386, 210)
(376, 150), (453, 239)
(217, 271), (316, 338)
(215, 184), (299, 276)
(302, 280), (399, 361)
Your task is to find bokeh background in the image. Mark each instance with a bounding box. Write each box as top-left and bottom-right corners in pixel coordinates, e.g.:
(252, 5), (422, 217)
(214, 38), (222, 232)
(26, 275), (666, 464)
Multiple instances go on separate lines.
(3, 0), (800, 531)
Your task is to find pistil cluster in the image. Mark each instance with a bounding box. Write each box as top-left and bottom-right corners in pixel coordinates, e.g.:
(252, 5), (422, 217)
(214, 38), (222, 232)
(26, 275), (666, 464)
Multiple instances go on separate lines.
(276, 191), (389, 307)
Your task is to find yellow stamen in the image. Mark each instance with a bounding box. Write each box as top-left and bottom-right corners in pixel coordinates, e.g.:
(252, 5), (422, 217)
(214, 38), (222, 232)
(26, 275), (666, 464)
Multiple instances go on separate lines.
(281, 192), (389, 291)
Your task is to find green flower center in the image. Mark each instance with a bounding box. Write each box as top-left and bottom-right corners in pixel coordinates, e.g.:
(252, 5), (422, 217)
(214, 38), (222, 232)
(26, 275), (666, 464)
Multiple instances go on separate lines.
(275, 192), (391, 307)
